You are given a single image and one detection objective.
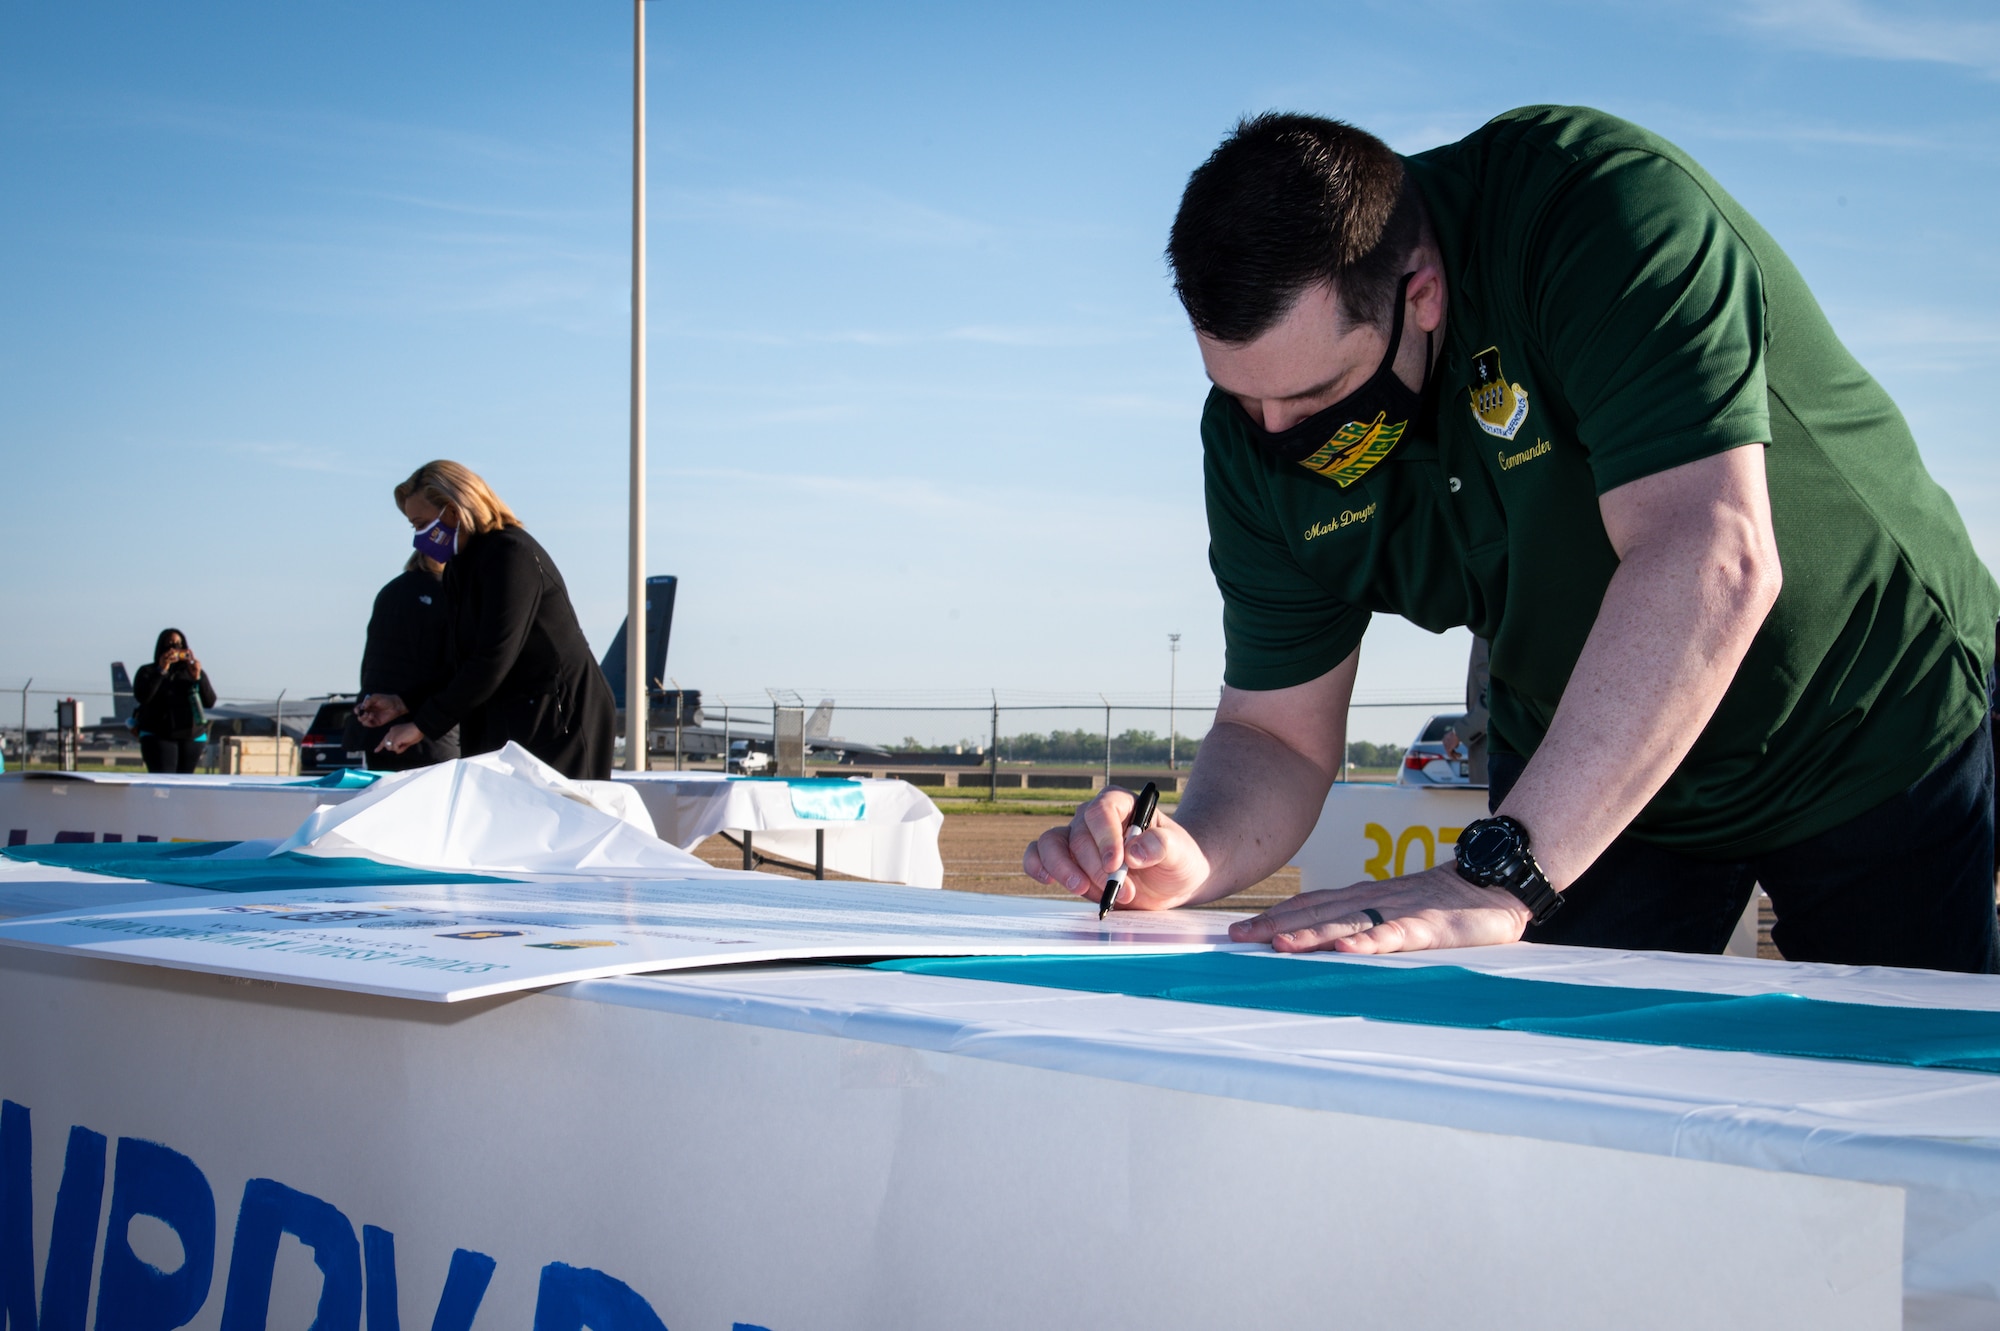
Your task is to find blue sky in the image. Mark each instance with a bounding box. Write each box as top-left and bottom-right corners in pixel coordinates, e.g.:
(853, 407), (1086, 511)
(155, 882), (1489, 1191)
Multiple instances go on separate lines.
(4, 0), (1998, 745)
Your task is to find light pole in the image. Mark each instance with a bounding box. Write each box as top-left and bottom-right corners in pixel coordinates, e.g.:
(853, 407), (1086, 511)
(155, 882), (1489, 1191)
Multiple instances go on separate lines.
(1167, 633), (1180, 770)
(623, 0), (649, 772)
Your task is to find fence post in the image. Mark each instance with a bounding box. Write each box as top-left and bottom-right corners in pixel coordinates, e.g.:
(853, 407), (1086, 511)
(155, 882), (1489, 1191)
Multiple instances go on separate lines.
(988, 693), (998, 803)
(1102, 696), (1112, 787)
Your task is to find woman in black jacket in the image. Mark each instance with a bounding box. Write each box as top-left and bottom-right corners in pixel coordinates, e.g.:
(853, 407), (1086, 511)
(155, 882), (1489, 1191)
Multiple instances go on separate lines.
(354, 460), (616, 780)
(131, 628), (218, 773)
(344, 553), (461, 771)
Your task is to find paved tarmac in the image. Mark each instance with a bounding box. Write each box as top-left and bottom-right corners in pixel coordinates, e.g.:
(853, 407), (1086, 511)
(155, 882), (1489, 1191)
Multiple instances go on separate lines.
(691, 811), (1301, 911)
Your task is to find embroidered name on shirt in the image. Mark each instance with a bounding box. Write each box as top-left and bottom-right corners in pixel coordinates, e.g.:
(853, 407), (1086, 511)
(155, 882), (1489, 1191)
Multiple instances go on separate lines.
(1468, 347), (1530, 441)
(1304, 502), (1377, 540)
(1499, 438), (1552, 470)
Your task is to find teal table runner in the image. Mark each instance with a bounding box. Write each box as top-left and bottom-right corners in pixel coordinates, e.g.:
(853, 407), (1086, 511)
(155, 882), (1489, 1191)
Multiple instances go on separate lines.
(731, 777), (866, 822)
(4, 841), (520, 894)
(287, 769), (381, 789)
(875, 952), (2000, 1075)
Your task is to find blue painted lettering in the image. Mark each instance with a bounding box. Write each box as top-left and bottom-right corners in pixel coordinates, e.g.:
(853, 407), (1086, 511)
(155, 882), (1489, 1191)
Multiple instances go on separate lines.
(360, 1226), (494, 1331)
(96, 1136), (217, 1331)
(2, 1102), (108, 1331)
(533, 1264), (668, 1331)
(219, 1179), (361, 1331)
(38, 1120), (107, 1331)
(1, 1102), (749, 1331)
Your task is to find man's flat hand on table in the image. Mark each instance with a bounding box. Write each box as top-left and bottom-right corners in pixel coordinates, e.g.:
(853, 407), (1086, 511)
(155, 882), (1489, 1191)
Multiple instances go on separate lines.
(1228, 863), (1532, 954)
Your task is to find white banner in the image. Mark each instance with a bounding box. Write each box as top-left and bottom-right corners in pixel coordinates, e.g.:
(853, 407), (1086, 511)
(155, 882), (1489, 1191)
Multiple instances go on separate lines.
(612, 772), (945, 887)
(0, 947), (1904, 1331)
(1294, 781), (1491, 891)
(2, 764), (947, 887)
(0, 874), (1244, 1001)
(0, 773), (365, 847)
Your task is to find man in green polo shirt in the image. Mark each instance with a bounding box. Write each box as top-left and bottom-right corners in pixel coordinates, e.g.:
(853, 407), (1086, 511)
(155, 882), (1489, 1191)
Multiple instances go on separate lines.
(1024, 106), (2000, 973)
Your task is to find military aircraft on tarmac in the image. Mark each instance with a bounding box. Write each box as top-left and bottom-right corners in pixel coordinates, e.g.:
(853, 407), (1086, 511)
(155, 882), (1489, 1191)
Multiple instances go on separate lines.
(97, 663), (324, 742)
(75, 574), (885, 765)
(599, 575), (890, 766)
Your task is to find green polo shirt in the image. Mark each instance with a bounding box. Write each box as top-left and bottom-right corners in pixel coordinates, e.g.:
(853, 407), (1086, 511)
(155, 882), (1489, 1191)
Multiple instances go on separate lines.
(1205, 105), (1999, 857)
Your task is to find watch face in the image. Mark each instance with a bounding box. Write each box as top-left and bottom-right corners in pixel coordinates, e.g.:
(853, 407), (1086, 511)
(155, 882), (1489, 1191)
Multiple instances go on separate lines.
(1460, 822), (1517, 874)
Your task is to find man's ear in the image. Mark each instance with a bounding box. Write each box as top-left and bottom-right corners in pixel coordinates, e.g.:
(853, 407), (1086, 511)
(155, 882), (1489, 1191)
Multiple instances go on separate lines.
(1411, 260), (1447, 334)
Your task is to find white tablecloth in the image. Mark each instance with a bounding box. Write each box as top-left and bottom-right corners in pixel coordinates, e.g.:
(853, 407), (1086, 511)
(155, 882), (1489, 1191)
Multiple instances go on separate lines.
(612, 772), (944, 887)
(0, 848), (1993, 1324)
(579, 946), (2000, 1329)
(0, 769), (653, 846)
(0, 771), (366, 846)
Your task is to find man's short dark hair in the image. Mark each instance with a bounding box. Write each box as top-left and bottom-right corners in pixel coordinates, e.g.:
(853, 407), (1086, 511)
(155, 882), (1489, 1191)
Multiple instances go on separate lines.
(1168, 112), (1423, 343)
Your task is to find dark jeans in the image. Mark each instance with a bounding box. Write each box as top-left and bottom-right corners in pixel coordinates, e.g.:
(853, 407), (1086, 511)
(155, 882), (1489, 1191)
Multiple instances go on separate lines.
(1489, 716), (2000, 974)
(140, 736), (205, 774)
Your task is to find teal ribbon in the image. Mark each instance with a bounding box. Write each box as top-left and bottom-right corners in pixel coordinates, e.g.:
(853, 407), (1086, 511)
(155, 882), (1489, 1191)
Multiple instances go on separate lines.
(288, 768), (382, 789)
(4, 841), (519, 894)
(730, 776), (866, 821)
(874, 952), (2000, 1075)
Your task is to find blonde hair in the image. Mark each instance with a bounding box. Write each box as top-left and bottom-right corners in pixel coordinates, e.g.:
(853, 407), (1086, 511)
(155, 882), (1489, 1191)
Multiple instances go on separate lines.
(394, 460), (522, 535)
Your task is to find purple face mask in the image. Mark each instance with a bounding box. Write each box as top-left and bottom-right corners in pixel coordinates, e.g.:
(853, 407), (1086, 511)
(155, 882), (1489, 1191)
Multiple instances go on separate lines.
(413, 517), (458, 563)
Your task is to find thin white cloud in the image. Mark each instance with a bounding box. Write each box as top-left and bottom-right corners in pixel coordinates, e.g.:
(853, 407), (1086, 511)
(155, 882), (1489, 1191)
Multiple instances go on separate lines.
(1827, 306), (2000, 373)
(346, 191), (614, 225)
(1679, 119), (1945, 151)
(70, 92), (570, 168)
(224, 441), (359, 474)
(1733, 0), (2000, 78)
(654, 317), (1172, 351)
(656, 185), (993, 248)
(942, 323), (1149, 348)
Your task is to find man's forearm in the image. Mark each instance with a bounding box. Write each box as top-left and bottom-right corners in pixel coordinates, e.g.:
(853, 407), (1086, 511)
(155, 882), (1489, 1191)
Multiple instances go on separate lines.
(1173, 719), (1338, 904)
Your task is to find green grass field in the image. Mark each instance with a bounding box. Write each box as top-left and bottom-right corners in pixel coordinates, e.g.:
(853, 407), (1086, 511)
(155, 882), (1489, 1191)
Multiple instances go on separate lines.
(929, 769), (1399, 816)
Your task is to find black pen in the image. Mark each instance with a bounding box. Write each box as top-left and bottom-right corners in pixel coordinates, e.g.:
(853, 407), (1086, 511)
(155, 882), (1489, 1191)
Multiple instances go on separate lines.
(1098, 781), (1161, 920)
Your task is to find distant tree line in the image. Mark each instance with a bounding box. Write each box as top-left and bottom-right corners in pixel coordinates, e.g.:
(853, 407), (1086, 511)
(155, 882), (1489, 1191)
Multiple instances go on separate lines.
(1345, 739), (1404, 769)
(885, 729), (1199, 764)
(884, 729), (1408, 769)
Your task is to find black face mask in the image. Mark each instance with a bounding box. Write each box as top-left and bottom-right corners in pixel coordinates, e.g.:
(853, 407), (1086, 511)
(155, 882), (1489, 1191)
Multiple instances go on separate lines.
(1231, 272), (1431, 487)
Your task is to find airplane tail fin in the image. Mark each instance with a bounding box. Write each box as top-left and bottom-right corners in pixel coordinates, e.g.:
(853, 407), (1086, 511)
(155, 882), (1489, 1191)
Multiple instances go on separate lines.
(600, 575), (679, 703)
(109, 662), (136, 729)
(806, 698), (834, 740)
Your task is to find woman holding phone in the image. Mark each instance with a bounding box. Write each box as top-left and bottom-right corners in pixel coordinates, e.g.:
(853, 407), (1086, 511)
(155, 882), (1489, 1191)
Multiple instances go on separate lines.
(131, 628), (218, 773)
(353, 461), (615, 780)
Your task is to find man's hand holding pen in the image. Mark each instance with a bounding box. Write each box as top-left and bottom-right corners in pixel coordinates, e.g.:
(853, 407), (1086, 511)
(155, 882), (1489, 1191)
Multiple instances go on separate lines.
(1024, 784), (1213, 913)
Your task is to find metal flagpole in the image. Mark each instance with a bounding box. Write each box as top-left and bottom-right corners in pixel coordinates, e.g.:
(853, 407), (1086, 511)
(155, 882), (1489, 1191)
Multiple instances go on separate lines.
(623, 0), (648, 772)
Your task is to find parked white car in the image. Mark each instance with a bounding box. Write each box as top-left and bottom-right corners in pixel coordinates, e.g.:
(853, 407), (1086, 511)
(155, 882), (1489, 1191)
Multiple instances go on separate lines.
(1396, 712), (1472, 786)
(727, 740), (772, 775)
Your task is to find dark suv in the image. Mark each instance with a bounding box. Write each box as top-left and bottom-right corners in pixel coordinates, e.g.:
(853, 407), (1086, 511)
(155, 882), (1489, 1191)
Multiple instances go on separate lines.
(300, 697), (366, 773)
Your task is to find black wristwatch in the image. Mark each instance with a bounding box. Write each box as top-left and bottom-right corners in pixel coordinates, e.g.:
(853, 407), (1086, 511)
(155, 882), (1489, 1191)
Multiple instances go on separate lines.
(1453, 816), (1564, 925)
